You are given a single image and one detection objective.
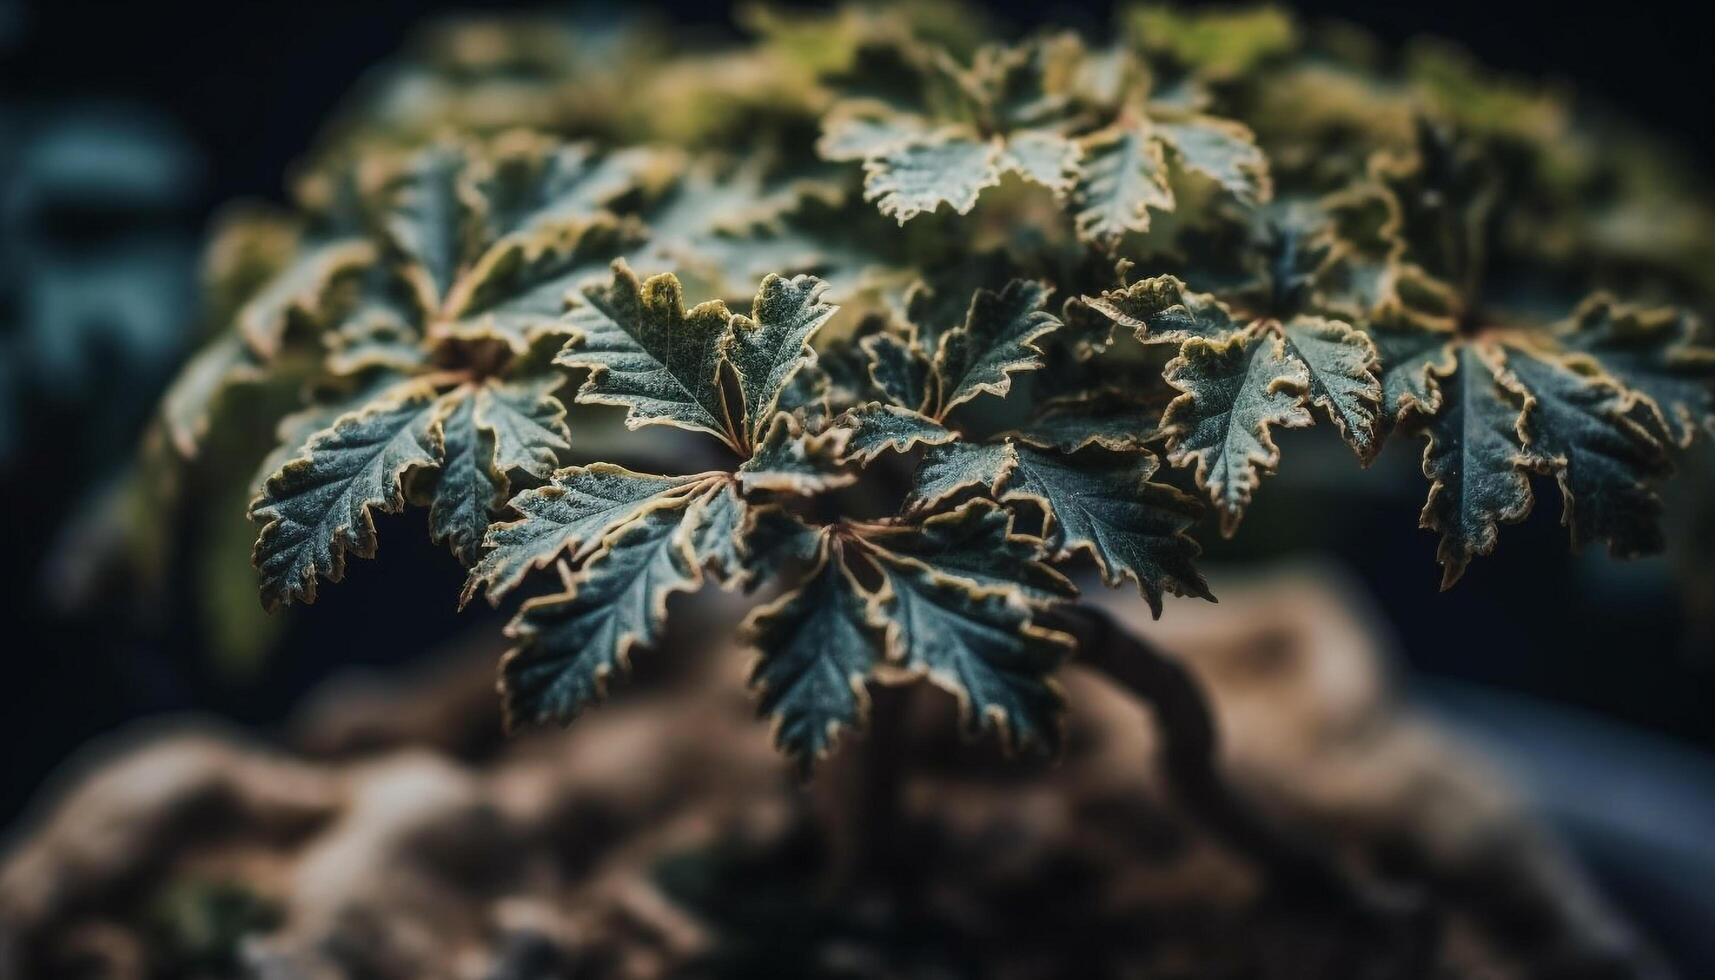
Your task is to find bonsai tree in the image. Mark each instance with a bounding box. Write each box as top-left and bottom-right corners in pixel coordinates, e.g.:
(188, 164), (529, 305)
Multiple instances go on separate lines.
(147, 0), (1714, 944)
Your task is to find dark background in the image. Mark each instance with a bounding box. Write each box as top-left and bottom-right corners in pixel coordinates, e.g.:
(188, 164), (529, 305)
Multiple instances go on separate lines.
(3, 0), (1714, 963)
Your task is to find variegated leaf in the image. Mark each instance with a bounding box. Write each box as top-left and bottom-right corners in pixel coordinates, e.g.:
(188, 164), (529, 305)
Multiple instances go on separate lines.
(862, 333), (932, 412)
(1416, 344), (1532, 589)
(745, 538), (885, 766)
(997, 446), (1211, 617)
(933, 279), (1062, 415)
(426, 387), (505, 566)
(1154, 118), (1271, 205)
(1280, 316), (1381, 457)
(556, 261), (737, 443)
(1083, 274), (1246, 345)
(1072, 122), (1174, 245)
(869, 549), (1070, 755)
(251, 382), (441, 611)
(722, 273), (838, 445)
(463, 465), (708, 606)
(499, 502), (701, 730)
(1560, 298), (1715, 448)
(907, 440), (1018, 512)
(1505, 344), (1670, 559)
(856, 499), (1075, 603)
(1161, 328), (1312, 535)
(862, 133), (1001, 224)
(474, 376), (572, 480)
(737, 414), (855, 494)
(836, 403), (954, 463)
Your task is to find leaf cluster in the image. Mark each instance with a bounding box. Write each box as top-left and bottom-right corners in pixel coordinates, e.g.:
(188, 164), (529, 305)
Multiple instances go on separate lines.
(148, 2), (1715, 766)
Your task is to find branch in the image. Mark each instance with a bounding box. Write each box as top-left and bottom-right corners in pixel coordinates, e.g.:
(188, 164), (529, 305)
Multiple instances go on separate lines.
(1043, 602), (1435, 935)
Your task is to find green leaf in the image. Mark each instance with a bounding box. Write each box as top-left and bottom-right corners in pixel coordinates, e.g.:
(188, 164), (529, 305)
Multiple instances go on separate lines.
(862, 133), (1001, 224)
(744, 538), (885, 766)
(869, 548), (1070, 755)
(479, 136), (656, 240)
(499, 502), (701, 730)
(442, 215), (645, 352)
(463, 465), (708, 606)
(1560, 298), (1715, 448)
(997, 130), (1079, 195)
(1009, 390), (1155, 454)
(722, 273), (838, 445)
(737, 414), (856, 494)
(1368, 311), (1457, 427)
(251, 382), (441, 611)
(997, 446), (1211, 617)
(932, 279), (1062, 415)
(237, 240), (376, 359)
(856, 499), (1075, 603)
(1504, 344), (1670, 559)
(1154, 118), (1271, 205)
(1083, 274), (1245, 345)
(474, 376), (572, 480)
(556, 261), (737, 444)
(908, 440), (1017, 512)
(682, 480), (750, 588)
(1279, 316), (1381, 457)
(425, 388), (505, 566)
(1072, 122), (1174, 245)
(161, 332), (264, 458)
(384, 144), (482, 311)
(862, 333), (932, 412)
(836, 403), (955, 463)
(1416, 344), (1533, 589)
(1161, 328), (1312, 535)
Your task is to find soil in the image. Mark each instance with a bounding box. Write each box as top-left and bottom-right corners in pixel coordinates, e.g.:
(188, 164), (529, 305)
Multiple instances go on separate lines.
(0, 568), (1668, 979)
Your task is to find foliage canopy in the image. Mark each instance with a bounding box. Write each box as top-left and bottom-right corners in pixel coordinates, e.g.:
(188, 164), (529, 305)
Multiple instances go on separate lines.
(152, 2), (1715, 767)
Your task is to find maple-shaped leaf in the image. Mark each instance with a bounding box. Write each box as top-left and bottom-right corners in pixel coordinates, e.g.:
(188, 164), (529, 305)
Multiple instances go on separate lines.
(862, 333), (932, 412)
(1161, 329), (1312, 535)
(1415, 344), (1533, 589)
(442, 214), (646, 353)
(1368, 309), (1458, 427)
(932, 279), (1062, 416)
(556, 260), (738, 444)
(997, 446), (1211, 616)
(745, 537), (885, 766)
(1071, 121), (1174, 244)
(463, 465), (710, 606)
(161, 332), (265, 458)
(499, 502), (702, 731)
(1279, 316), (1382, 457)
(907, 440), (1018, 512)
(473, 375), (572, 480)
(822, 38), (1083, 224)
(1153, 119), (1271, 204)
(476, 135), (658, 241)
(835, 402), (955, 463)
(861, 134), (1003, 224)
(251, 382), (440, 611)
(736, 414), (856, 494)
(1559, 298), (1715, 448)
(1084, 274), (1246, 344)
(424, 388), (506, 565)
(854, 499), (1075, 603)
(1504, 344), (1671, 558)
(237, 240), (377, 360)
(1009, 389), (1157, 454)
(384, 143), (485, 311)
(721, 273), (838, 447)
(682, 480), (751, 588)
(867, 548), (1071, 755)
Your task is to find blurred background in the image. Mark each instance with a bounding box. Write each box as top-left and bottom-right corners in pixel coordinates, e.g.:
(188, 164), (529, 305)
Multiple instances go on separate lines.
(2, 0), (1713, 971)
